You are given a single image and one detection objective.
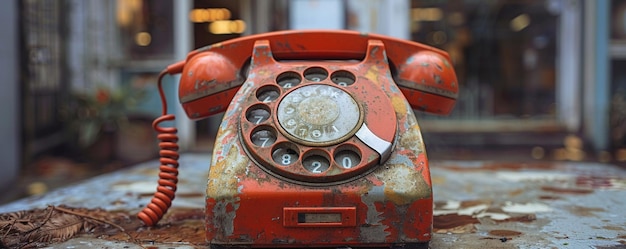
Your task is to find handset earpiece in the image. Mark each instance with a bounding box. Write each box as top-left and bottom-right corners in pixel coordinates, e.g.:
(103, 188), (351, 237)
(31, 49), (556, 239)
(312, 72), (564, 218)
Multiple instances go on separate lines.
(178, 51), (246, 120)
(394, 51), (459, 115)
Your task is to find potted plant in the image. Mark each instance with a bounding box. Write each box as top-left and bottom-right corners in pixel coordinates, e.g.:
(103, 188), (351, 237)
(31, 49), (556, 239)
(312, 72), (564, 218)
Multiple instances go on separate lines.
(63, 85), (146, 161)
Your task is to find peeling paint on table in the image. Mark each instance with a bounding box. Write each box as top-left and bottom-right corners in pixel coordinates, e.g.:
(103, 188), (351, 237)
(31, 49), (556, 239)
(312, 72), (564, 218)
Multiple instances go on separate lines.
(430, 161), (626, 249)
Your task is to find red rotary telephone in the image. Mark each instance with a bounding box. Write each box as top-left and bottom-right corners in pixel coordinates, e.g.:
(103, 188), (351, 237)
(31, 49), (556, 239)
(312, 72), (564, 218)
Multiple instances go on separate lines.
(138, 30), (458, 249)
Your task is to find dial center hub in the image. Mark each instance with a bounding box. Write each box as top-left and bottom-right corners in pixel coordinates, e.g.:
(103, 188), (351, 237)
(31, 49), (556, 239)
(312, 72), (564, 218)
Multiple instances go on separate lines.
(277, 84), (361, 145)
(297, 96), (339, 125)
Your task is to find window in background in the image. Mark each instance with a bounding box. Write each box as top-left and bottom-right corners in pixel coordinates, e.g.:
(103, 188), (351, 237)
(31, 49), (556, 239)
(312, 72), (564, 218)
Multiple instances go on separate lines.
(410, 0), (569, 125)
(610, 0), (626, 149)
(116, 0), (174, 60)
(612, 0), (626, 40)
(21, 0), (66, 158)
(114, 0), (177, 115)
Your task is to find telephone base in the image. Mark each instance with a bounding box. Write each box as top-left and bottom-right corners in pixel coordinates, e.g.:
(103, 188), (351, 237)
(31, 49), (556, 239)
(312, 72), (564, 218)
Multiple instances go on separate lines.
(202, 30), (442, 249)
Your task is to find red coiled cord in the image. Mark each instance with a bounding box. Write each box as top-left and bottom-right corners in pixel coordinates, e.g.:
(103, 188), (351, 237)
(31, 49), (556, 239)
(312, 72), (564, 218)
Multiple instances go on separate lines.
(137, 70), (180, 226)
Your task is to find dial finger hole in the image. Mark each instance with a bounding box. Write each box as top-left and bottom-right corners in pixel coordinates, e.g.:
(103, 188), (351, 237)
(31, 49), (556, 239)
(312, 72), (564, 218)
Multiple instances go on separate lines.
(272, 143), (300, 166)
(334, 145), (362, 169)
(256, 85), (281, 103)
(302, 151), (331, 174)
(276, 71), (302, 89)
(245, 104), (271, 124)
(303, 67), (328, 82)
(331, 70), (356, 86)
(250, 126), (277, 147)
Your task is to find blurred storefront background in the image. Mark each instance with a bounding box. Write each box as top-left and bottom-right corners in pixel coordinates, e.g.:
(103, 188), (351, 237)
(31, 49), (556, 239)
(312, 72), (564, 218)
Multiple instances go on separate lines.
(1, 0), (626, 196)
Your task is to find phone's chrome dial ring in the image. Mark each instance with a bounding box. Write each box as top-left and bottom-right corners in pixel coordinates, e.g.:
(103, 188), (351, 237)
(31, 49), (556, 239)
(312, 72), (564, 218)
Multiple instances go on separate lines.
(277, 85), (362, 146)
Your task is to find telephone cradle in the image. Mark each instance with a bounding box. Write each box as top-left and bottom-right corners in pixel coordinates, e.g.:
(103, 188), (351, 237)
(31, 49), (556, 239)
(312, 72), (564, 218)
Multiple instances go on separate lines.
(138, 30), (459, 249)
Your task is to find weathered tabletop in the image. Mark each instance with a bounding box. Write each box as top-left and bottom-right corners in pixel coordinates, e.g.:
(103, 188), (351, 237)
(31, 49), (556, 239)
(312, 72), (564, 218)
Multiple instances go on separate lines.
(1, 154), (625, 248)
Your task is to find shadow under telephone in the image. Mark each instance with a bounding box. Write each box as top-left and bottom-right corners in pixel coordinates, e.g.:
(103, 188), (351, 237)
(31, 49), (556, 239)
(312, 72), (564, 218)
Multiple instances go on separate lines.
(137, 30), (458, 249)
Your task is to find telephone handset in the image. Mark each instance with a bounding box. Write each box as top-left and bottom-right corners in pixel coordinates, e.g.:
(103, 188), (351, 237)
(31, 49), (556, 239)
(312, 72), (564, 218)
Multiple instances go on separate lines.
(177, 30), (457, 119)
(139, 30), (458, 248)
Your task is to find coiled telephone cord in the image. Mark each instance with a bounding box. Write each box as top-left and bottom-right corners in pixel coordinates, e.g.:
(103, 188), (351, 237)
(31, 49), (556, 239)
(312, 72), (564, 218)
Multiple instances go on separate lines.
(137, 70), (180, 226)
